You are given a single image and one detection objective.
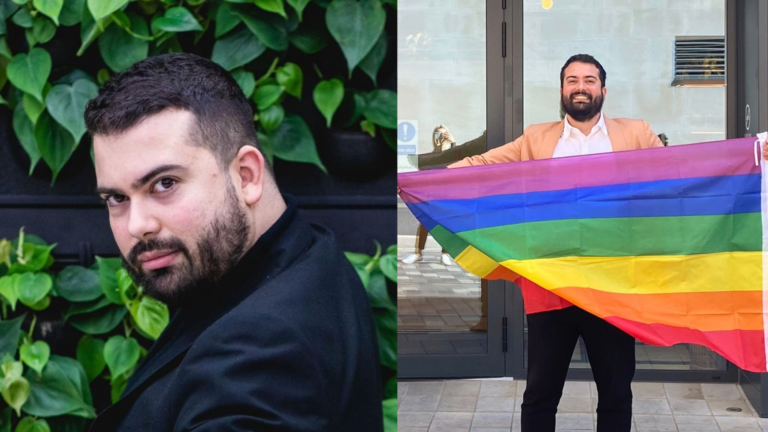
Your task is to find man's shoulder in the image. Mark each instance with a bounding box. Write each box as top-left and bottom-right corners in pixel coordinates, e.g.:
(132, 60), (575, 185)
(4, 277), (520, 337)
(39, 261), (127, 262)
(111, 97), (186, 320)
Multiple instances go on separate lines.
(523, 121), (562, 137)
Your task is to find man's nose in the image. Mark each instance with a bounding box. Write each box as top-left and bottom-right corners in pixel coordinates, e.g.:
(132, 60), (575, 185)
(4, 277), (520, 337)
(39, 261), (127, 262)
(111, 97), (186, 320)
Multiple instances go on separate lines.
(127, 201), (161, 240)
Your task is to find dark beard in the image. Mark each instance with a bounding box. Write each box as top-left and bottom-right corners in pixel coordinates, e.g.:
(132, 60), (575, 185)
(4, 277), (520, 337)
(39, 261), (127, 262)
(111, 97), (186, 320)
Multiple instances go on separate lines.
(122, 181), (250, 306)
(561, 90), (604, 123)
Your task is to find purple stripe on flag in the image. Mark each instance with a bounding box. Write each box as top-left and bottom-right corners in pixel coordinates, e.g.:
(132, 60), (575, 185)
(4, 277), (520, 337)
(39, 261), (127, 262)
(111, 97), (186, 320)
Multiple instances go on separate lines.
(398, 137), (760, 204)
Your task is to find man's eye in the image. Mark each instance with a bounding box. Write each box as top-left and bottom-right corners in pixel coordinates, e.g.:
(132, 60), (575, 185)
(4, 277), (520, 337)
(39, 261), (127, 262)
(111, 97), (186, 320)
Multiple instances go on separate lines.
(154, 178), (176, 193)
(104, 195), (126, 207)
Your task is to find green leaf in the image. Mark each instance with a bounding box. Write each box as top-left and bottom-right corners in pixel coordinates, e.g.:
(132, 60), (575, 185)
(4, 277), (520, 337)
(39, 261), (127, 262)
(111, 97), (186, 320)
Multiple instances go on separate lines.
(56, 266), (102, 302)
(237, 8), (287, 51)
(257, 131), (273, 165)
(254, 84), (283, 111)
(382, 398), (397, 432)
(0, 37), (11, 59)
(362, 89), (396, 129)
(0, 315), (25, 359)
(45, 79), (98, 144)
(94, 256), (122, 305)
(68, 304), (126, 335)
(286, 0), (309, 21)
(214, 2), (239, 37)
(360, 119), (375, 137)
(11, 8), (33, 27)
(64, 296), (111, 320)
(313, 79), (344, 128)
(359, 32), (386, 85)
(289, 24), (329, 54)
(15, 417), (50, 432)
(259, 104), (284, 134)
(379, 252), (396, 282)
(152, 6), (202, 33)
(96, 68), (109, 85)
(326, 0), (385, 74)
(0, 276), (14, 310)
(0, 240), (11, 268)
(212, 26), (266, 71)
(231, 69), (255, 98)
(86, 0), (126, 21)
(103, 336), (139, 381)
(25, 28), (38, 49)
(373, 307), (396, 369)
(7, 48), (51, 103)
(268, 115), (326, 172)
(12, 104), (41, 175)
(2, 359), (23, 380)
(34, 112), (77, 184)
(254, 0), (286, 19)
(115, 269), (136, 305)
(33, 0), (63, 25)
(23, 355), (95, 419)
(78, 3), (112, 56)
(75, 335), (104, 382)
(386, 244), (397, 255)
(349, 264), (369, 288)
(98, 12), (148, 72)
(384, 376), (396, 399)
(129, 296), (169, 340)
(109, 371), (128, 404)
(16, 272), (52, 307)
(27, 296), (50, 311)
(59, 0), (84, 26)
(32, 16), (57, 44)
(20, 341), (50, 377)
(276, 62), (302, 98)
(2, 375), (29, 416)
(9, 244), (55, 274)
(22, 93), (45, 124)
(345, 252), (371, 266)
(366, 271), (393, 310)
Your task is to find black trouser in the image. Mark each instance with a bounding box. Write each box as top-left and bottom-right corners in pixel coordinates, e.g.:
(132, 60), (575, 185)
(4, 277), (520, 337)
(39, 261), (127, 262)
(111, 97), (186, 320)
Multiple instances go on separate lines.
(522, 306), (636, 432)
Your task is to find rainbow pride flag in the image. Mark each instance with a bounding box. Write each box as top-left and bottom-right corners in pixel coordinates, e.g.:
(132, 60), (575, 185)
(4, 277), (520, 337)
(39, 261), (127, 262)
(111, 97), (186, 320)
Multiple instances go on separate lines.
(398, 135), (768, 372)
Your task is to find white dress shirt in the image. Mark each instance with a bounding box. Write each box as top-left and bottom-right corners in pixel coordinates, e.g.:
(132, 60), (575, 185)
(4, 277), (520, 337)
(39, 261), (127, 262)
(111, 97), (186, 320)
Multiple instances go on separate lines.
(552, 112), (613, 158)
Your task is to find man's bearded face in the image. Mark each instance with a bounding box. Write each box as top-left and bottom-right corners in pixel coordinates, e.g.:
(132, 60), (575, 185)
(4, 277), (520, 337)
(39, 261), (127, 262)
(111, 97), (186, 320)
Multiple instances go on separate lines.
(561, 89), (604, 123)
(560, 61), (605, 123)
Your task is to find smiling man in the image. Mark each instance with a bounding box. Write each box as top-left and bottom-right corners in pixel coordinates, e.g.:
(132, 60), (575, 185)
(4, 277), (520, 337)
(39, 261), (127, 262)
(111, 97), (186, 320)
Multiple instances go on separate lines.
(85, 53), (382, 432)
(447, 54), (663, 432)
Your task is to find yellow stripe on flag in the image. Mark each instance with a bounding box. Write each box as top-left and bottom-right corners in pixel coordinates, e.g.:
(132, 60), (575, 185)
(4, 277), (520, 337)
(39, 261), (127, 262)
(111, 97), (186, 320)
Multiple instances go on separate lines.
(500, 251), (763, 295)
(455, 246), (499, 278)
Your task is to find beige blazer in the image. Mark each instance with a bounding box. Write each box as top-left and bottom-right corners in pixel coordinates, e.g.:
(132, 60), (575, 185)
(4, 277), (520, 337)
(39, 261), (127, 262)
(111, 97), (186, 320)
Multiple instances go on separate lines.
(449, 116), (664, 167)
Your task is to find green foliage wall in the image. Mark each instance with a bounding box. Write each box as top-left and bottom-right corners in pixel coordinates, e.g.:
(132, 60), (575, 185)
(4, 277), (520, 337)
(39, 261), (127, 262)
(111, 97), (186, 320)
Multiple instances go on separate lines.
(0, 0), (397, 185)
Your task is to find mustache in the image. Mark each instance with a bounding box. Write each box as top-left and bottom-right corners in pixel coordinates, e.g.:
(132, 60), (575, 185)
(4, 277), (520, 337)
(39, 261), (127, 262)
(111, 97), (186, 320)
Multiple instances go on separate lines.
(126, 237), (190, 270)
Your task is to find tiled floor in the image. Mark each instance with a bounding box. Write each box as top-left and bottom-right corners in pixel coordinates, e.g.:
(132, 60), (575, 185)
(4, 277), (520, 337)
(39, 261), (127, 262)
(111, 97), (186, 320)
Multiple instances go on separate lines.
(398, 379), (768, 432)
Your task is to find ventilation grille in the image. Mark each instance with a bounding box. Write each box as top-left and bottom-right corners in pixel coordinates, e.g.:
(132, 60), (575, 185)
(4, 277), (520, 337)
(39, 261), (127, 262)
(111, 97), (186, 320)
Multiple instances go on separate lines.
(672, 36), (725, 87)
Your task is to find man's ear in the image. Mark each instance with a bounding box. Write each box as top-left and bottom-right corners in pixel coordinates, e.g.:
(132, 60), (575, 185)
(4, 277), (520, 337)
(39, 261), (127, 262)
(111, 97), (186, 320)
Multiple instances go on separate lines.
(233, 146), (266, 206)
(602, 87), (607, 98)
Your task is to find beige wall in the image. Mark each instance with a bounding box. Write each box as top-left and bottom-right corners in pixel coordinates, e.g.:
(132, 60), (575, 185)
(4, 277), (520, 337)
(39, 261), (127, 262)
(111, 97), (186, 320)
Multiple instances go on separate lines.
(524, 0), (725, 146)
(397, 0), (487, 172)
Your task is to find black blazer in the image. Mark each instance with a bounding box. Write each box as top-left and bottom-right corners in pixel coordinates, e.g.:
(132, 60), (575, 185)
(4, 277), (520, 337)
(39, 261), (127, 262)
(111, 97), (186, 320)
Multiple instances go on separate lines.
(89, 204), (383, 431)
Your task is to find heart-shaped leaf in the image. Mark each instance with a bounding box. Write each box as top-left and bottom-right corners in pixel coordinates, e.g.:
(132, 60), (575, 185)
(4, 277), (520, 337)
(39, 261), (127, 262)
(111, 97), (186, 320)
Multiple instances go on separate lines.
(56, 265), (102, 302)
(12, 8), (33, 28)
(23, 355), (95, 419)
(98, 12), (148, 72)
(259, 104), (284, 134)
(0, 315), (25, 359)
(16, 272), (52, 307)
(32, 16), (57, 43)
(268, 115), (326, 172)
(276, 62), (302, 98)
(103, 336), (140, 381)
(68, 304), (126, 335)
(152, 6), (202, 33)
(313, 79), (344, 127)
(212, 26), (266, 71)
(129, 296), (169, 340)
(237, 8), (288, 51)
(87, 0), (127, 22)
(7, 48), (51, 103)
(289, 24), (329, 54)
(231, 69), (255, 98)
(45, 79), (98, 144)
(33, 0), (63, 25)
(76, 335), (105, 382)
(59, 0), (85, 26)
(20, 341), (50, 377)
(214, 1), (240, 38)
(15, 417), (51, 432)
(0, 276), (19, 311)
(359, 32), (386, 85)
(95, 256), (123, 305)
(286, 0), (310, 21)
(254, 84), (283, 111)
(362, 89), (396, 129)
(326, 0), (385, 74)
(254, 0), (286, 19)
(1, 375), (29, 416)
(34, 111), (78, 184)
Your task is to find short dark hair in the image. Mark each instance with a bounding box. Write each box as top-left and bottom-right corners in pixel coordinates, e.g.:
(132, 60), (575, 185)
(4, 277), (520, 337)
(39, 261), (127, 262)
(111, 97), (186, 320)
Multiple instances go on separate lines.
(559, 54), (606, 88)
(84, 53), (268, 172)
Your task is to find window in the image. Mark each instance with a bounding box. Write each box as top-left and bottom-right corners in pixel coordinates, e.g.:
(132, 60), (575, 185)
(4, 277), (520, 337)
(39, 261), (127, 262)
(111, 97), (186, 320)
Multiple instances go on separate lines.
(672, 36), (725, 87)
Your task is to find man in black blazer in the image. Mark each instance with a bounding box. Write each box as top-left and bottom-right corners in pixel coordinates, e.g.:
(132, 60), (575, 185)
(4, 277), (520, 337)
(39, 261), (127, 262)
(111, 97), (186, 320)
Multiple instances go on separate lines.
(84, 53), (382, 431)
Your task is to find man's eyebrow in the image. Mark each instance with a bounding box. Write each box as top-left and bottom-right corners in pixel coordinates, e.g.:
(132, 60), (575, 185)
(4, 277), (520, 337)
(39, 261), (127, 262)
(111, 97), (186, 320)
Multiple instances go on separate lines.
(566, 74), (598, 80)
(95, 164), (186, 196)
